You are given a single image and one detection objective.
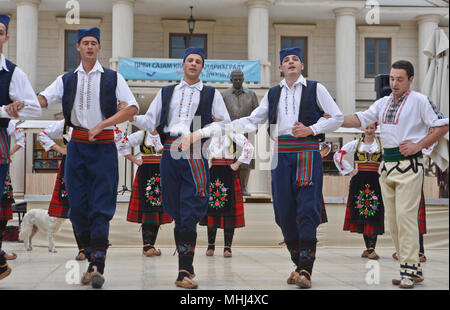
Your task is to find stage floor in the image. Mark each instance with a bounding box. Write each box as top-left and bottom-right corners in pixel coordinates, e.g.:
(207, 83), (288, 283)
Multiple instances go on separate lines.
(1, 201), (448, 291)
(0, 245), (448, 290)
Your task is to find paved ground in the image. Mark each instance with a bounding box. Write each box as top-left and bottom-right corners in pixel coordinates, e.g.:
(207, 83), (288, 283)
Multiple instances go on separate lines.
(1, 201), (447, 298)
(0, 244), (447, 290)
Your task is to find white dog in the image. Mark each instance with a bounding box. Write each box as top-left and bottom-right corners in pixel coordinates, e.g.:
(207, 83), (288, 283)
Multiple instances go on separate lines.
(19, 209), (66, 253)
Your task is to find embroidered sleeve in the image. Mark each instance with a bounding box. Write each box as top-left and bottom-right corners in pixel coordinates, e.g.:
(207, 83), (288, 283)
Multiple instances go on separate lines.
(356, 99), (383, 129)
(117, 131), (144, 156)
(7, 122), (26, 148)
(422, 97), (449, 128)
(333, 140), (357, 175)
(233, 133), (254, 165)
(37, 120), (65, 152)
(148, 133), (163, 152)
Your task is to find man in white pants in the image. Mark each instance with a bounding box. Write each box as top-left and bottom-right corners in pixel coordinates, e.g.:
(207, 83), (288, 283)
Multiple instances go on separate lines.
(342, 60), (448, 288)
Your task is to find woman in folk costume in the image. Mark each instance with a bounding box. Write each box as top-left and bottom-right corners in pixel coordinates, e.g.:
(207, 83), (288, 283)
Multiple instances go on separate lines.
(200, 132), (254, 258)
(118, 129), (173, 257)
(37, 120), (124, 260)
(0, 121), (25, 261)
(318, 141), (330, 225)
(334, 123), (384, 259)
(38, 120), (85, 259)
(0, 13), (42, 281)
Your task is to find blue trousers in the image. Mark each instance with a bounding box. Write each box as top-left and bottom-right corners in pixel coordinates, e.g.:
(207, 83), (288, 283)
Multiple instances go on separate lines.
(271, 151), (323, 241)
(160, 150), (209, 233)
(65, 141), (118, 241)
(0, 164), (9, 199)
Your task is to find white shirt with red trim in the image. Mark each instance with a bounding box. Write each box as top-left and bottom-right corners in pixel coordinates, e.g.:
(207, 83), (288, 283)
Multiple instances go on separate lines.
(356, 90), (448, 149)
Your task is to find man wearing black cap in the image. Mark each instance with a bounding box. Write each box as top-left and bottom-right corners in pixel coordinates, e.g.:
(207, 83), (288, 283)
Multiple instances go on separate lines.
(231, 47), (343, 288)
(0, 13), (41, 281)
(132, 47), (231, 289)
(38, 27), (139, 289)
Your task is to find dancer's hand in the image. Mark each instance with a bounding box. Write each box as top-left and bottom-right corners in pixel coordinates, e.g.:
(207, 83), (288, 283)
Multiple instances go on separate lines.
(118, 101), (128, 111)
(399, 141), (421, 157)
(88, 123), (105, 142)
(292, 121), (313, 138)
(350, 169), (358, 177)
(180, 131), (202, 151)
(230, 161), (241, 171)
(4, 101), (24, 118)
(52, 144), (67, 155)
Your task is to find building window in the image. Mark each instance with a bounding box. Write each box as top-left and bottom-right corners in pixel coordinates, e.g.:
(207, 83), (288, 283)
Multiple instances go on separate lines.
(365, 38), (391, 78)
(281, 36), (308, 76)
(169, 33), (207, 59)
(64, 30), (80, 72)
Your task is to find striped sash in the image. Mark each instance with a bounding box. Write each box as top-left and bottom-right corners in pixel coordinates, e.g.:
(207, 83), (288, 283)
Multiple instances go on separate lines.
(357, 162), (380, 172)
(164, 136), (208, 197)
(142, 155), (161, 164)
(0, 128), (10, 164)
(277, 136), (319, 187)
(212, 158), (233, 166)
(71, 126), (115, 144)
(383, 147), (423, 162)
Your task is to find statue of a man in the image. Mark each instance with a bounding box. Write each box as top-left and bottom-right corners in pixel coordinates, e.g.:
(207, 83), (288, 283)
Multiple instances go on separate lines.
(222, 70), (259, 196)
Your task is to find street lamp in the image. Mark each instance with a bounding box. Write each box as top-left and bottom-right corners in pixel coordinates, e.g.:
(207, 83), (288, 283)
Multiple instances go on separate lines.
(187, 6), (195, 34)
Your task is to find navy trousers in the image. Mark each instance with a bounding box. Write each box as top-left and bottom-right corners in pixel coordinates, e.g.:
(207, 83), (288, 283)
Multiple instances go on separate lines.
(160, 149), (209, 233)
(65, 141), (118, 242)
(271, 151), (323, 241)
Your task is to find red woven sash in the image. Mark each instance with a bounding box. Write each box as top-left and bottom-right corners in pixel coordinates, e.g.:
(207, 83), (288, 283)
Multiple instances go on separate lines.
(71, 127), (115, 144)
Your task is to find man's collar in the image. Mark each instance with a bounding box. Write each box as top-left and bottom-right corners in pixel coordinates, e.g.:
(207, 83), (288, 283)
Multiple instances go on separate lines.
(391, 89), (412, 103)
(0, 54), (8, 72)
(74, 60), (104, 74)
(180, 79), (203, 91)
(280, 74), (306, 89)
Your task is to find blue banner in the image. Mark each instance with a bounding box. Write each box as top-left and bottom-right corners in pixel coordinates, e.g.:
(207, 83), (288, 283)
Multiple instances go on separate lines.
(118, 58), (260, 82)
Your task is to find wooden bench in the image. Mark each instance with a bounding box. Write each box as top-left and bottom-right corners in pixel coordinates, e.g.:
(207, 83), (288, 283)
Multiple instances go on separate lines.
(12, 201), (27, 225)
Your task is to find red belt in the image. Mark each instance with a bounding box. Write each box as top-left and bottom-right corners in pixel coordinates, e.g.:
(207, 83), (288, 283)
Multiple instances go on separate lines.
(71, 127), (115, 144)
(357, 163), (380, 172)
(163, 136), (207, 197)
(212, 158), (233, 166)
(275, 137), (319, 153)
(163, 136), (202, 152)
(142, 156), (161, 164)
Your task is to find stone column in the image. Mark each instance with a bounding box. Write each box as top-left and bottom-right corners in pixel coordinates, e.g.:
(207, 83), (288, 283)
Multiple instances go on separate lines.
(334, 7), (357, 115)
(112, 0), (135, 196)
(112, 0), (135, 59)
(15, 0), (40, 89)
(247, 0), (271, 88)
(417, 14), (440, 89)
(246, 0), (272, 197)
